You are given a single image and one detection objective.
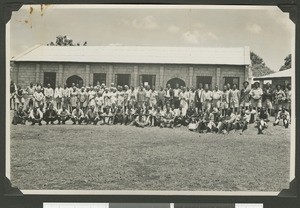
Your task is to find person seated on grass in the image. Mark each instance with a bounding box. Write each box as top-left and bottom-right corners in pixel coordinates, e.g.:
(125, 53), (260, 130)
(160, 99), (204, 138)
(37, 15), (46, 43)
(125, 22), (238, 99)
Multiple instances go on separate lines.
(151, 106), (163, 127)
(114, 105), (124, 125)
(71, 105), (85, 125)
(273, 107), (290, 128)
(43, 103), (58, 125)
(255, 107), (269, 134)
(144, 106), (152, 126)
(188, 117), (199, 131)
(245, 104), (257, 124)
(233, 109), (248, 135)
(161, 104), (175, 128)
(134, 108), (149, 128)
(206, 108), (218, 133)
(29, 106), (43, 126)
(197, 111), (208, 133)
(173, 105), (185, 127)
(12, 105), (28, 125)
(217, 109), (236, 134)
(100, 106), (113, 125)
(85, 105), (99, 125)
(124, 104), (136, 125)
(185, 105), (196, 124)
(57, 105), (71, 124)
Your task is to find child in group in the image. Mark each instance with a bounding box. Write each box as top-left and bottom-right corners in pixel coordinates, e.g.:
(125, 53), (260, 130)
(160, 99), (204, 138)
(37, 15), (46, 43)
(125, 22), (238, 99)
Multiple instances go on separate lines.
(161, 104), (175, 128)
(245, 104), (257, 124)
(220, 85), (230, 117)
(255, 107), (269, 134)
(234, 109), (248, 135)
(273, 107), (290, 128)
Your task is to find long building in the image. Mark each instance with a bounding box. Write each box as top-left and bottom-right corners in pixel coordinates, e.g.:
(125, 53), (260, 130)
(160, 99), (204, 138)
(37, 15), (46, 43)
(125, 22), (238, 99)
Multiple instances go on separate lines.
(11, 45), (251, 89)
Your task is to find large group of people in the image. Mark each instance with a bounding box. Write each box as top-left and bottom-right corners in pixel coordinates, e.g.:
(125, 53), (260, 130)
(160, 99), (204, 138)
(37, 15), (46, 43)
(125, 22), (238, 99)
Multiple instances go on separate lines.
(10, 80), (291, 134)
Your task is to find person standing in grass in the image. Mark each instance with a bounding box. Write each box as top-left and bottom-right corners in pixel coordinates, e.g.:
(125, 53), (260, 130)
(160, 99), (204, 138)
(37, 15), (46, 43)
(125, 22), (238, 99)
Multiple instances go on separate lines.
(262, 82), (273, 115)
(230, 84), (240, 113)
(25, 82), (36, 110)
(78, 87), (88, 113)
(54, 84), (63, 110)
(273, 84), (286, 119)
(284, 83), (292, 116)
(220, 85), (230, 117)
(212, 85), (222, 110)
(62, 84), (71, 111)
(10, 81), (17, 110)
(201, 84), (212, 112)
(137, 85), (146, 109)
(157, 86), (166, 109)
(33, 87), (44, 109)
(70, 86), (79, 111)
(44, 83), (54, 108)
(240, 81), (251, 110)
(250, 82), (263, 112)
(15, 85), (25, 110)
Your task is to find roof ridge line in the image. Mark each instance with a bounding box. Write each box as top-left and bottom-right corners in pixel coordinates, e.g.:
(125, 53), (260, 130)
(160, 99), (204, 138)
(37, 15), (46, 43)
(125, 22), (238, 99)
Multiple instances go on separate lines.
(12, 44), (42, 61)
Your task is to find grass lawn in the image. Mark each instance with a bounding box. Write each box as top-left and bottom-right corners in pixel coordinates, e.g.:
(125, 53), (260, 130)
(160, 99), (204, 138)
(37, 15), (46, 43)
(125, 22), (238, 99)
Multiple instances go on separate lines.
(10, 118), (291, 191)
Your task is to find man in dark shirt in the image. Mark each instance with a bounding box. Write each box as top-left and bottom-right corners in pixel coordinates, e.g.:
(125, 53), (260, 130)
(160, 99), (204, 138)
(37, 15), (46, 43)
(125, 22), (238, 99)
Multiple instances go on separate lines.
(43, 104), (58, 125)
(12, 105), (28, 125)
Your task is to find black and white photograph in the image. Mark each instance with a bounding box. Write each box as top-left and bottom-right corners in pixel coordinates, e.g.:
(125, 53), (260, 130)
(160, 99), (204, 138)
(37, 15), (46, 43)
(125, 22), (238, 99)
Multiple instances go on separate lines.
(6, 4), (295, 193)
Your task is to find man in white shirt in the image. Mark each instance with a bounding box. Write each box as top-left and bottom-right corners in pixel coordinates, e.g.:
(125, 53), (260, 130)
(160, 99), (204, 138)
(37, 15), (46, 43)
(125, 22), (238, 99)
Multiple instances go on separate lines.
(33, 88), (44, 108)
(202, 85), (212, 112)
(195, 83), (203, 113)
(54, 84), (63, 110)
(250, 82), (263, 111)
(44, 83), (54, 108)
(212, 85), (222, 109)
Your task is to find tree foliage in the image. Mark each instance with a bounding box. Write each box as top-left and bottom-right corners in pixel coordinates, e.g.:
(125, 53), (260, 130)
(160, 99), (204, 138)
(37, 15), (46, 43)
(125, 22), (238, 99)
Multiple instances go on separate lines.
(48, 35), (87, 46)
(279, 54), (291, 71)
(250, 51), (274, 77)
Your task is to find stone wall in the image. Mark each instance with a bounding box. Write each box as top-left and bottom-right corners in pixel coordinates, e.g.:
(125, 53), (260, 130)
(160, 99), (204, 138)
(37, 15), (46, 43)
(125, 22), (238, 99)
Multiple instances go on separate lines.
(12, 62), (248, 89)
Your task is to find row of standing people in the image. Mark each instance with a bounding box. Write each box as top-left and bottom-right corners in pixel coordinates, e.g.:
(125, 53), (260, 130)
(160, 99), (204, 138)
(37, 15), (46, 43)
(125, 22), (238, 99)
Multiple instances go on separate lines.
(10, 81), (291, 119)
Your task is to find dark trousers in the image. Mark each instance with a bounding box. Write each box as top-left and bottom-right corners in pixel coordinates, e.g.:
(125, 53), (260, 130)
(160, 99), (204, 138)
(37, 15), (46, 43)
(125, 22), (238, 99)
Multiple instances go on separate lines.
(58, 116), (70, 124)
(71, 117), (84, 124)
(44, 116), (57, 124)
(30, 118), (42, 125)
(12, 116), (26, 125)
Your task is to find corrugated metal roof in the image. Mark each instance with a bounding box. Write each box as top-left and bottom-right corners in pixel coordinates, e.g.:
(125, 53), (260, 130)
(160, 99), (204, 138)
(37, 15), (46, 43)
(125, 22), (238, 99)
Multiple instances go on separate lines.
(253, 68), (292, 79)
(12, 45), (250, 65)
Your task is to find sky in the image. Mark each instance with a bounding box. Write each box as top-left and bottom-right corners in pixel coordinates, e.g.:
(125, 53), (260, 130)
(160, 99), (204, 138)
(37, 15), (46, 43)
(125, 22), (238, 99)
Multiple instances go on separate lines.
(9, 5), (295, 71)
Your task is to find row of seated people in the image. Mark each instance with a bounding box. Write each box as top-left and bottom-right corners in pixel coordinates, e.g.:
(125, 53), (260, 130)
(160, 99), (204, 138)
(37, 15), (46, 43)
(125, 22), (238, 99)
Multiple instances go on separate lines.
(12, 102), (290, 135)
